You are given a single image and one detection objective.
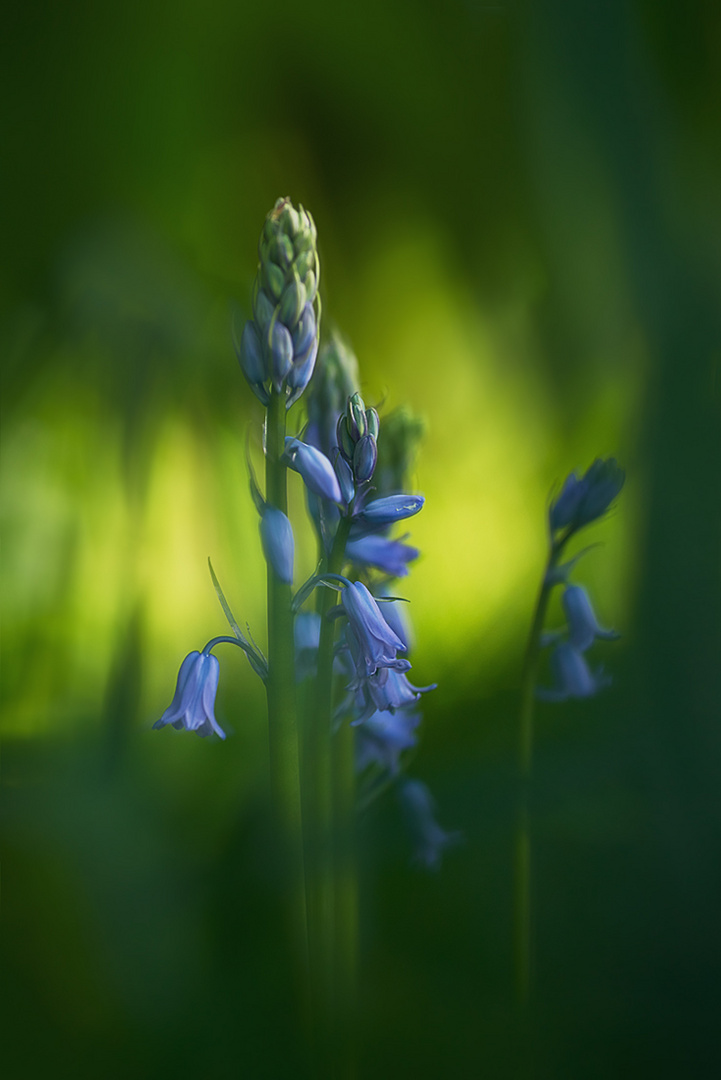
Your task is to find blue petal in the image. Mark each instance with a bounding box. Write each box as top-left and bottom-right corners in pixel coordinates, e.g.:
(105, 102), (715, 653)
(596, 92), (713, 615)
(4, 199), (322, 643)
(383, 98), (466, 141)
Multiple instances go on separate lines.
(260, 506), (294, 584)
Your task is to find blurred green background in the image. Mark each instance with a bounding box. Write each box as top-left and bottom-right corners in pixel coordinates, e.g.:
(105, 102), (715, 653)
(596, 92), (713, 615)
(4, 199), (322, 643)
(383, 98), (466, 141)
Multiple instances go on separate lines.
(2, 1), (719, 1077)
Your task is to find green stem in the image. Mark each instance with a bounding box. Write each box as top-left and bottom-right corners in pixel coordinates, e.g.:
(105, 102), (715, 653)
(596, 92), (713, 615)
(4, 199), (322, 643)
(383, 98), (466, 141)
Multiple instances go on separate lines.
(515, 537), (566, 1005)
(304, 514), (352, 1074)
(265, 390), (308, 1003)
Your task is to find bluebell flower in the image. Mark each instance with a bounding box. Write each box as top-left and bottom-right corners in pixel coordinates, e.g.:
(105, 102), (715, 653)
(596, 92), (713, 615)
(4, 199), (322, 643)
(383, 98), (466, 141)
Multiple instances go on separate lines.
(153, 651), (225, 739)
(341, 580), (406, 677)
(536, 642), (611, 702)
(562, 585), (619, 652)
(284, 437), (342, 504)
(346, 535), (419, 577)
(357, 494), (424, 527)
(549, 458), (625, 535)
(260, 505), (294, 584)
(399, 780), (461, 871)
(356, 710), (420, 774)
(362, 665), (436, 714)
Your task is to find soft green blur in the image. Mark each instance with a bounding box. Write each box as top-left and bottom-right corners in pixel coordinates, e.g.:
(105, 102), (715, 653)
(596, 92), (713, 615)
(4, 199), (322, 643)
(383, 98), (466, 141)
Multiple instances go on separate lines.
(2, 2), (719, 1078)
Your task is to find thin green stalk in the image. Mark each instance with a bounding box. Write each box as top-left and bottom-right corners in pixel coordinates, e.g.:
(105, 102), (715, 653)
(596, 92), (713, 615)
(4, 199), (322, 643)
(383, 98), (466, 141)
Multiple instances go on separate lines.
(265, 390), (308, 998)
(515, 536), (566, 1004)
(304, 515), (352, 1074)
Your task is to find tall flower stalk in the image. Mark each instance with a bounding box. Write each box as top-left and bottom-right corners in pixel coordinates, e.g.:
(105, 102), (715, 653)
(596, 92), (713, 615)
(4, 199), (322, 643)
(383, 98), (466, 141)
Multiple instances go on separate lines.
(516, 459), (625, 1004)
(154, 200), (450, 1076)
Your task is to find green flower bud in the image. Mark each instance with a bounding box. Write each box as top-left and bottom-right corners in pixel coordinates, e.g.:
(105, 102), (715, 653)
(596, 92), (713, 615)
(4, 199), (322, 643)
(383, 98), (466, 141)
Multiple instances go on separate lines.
(366, 407), (380, 441)
(253, 286), (275, 332)
(348, 392), (368, 440)
(279, 275), (306, 328)
(264, 260), (285, 301)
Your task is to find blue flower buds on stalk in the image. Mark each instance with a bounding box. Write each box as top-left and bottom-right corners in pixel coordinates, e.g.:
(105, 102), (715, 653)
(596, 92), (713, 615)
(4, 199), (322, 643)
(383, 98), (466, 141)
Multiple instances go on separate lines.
(337, 392), (380, 483)
(237, 197), (321, 407)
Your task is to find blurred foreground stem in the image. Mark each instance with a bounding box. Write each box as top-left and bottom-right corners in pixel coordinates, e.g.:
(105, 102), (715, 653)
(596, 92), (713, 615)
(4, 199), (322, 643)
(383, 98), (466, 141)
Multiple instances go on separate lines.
(516, 536), (566, 1004)
(265, 389), (308, 1007)
(306, 515), (355, 1075)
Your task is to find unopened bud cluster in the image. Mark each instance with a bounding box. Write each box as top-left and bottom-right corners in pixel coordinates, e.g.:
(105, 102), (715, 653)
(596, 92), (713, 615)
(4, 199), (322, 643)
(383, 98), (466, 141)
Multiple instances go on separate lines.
(336, 392), (380, 484)
(237, 197), (320, 407)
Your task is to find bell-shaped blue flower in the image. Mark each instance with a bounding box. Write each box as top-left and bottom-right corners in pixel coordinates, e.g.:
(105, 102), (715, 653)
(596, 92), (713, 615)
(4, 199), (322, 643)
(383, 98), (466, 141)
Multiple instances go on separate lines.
(399, 780), (461, 871)
(260, 505), (294, 584)
(562, 585), (619, 652)
(363, 665), (436, 714)
(153, 650), (225, 739)
(356, 710), (420, 775)
(549, 458), (625, 535)
(536, 642), (610, 702)
(357, 494), (424, 527)
(346, 535), (419, 578)
(284, 437), (342, 504)
(341, 580), (406, 677)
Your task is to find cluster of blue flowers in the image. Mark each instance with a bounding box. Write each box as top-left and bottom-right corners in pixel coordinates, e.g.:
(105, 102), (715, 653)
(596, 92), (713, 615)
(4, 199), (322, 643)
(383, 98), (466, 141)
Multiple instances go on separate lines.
(536, 458), (625, 703)
(155, 198), (455, 869)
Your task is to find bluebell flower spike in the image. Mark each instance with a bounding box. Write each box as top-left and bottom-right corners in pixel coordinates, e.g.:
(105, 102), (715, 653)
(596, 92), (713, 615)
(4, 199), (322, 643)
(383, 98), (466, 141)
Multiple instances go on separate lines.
(154, 651), (226, 739)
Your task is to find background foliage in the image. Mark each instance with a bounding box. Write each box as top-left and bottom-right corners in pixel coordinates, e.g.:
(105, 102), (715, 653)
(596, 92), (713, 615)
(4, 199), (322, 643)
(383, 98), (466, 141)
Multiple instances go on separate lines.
(2, 2), (719, 1077)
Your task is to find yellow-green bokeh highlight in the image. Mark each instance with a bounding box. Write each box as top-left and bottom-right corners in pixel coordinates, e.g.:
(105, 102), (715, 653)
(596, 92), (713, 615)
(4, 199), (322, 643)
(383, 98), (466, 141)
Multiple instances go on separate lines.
(1, 206), (641, 742)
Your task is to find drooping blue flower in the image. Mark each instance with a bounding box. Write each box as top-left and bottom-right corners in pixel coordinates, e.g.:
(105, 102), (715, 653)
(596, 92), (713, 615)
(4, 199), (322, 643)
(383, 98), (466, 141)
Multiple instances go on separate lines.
(357, 494), (424, 527)
(549, 458), (625, 535)
(260, 505), (294, 584)
(362, 665), (436, 714)
(536, 642), (611, 702)
(153, 651), (225, 739)
(399, 779), (461, 871)
(341, 580), (406, 677)
(562, 585), (619, 652)
(356, 710), (421, 774)
(346, 535), (419, 577)
(284, 437), (342, 504)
